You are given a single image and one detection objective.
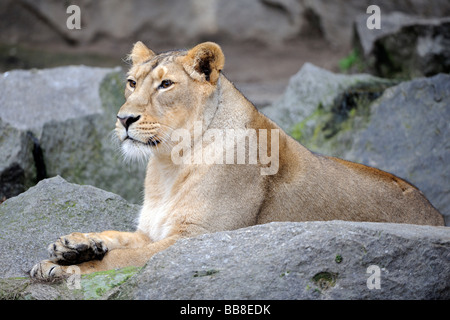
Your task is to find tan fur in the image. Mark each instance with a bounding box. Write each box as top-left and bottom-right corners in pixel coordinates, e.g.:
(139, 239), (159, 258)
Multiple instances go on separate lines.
(30, 42), (444, 280)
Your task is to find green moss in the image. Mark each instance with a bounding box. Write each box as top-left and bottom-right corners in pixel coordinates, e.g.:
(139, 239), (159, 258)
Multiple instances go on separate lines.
(64, 200), (76, 209)
(289, 79), (398, 156)
(99, 71), (126, 116)
(338, 48), (365, 73)
(81, 266), (141, 300)
(290, 107), (325, 142)
(0, 278), (30, 300)
(291, 122), (304, 141)
(312, 271), (338, 291)
(0, 266), (141, 300)
(280, 270), (291, 277)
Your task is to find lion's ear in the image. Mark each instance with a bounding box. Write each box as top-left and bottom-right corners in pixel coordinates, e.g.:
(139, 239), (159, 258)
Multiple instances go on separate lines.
(182, 42), (225, 84)
(128, 41), (155, 65)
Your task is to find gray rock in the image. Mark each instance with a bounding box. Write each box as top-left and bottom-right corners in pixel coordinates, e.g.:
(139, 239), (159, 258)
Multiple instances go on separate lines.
(354, 12), (450, 78)
(0, 118), (35, 200)
(0, 66), (112, 200)
(110, 221), (450, 300)
(0, 176), (139, 278)
(0, 66), (146, 203)
(0, 66), (109, 137)
(300, 0), (450, 48)
(261, 62), (396, 145)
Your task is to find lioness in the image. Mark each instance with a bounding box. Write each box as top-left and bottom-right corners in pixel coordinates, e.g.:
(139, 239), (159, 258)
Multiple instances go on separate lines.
(31, 41), (444, 279)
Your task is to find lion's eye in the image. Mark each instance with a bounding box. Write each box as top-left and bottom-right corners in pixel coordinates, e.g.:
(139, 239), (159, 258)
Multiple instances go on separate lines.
(158, 80), (173, 90)
(127, 79), (136, 89)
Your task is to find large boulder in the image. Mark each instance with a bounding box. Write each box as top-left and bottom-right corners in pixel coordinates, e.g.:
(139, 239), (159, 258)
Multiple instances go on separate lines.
(0, 176), (139, 279)
(261, 62), (396, 140)
(0, 66), (110, 136)
(0, 66), (146, 203)
(1, 206), (448, 300)
(109, 221), (450, 300)
(354, 12), (450, 78)
(262, 65), (449, 224)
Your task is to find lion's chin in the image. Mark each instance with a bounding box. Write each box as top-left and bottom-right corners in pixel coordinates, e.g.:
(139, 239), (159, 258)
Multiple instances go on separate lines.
(120, 138), (155, 164)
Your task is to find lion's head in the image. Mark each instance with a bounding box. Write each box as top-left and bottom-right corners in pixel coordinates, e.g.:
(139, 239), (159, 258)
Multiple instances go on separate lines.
(115, 41), (225, 161)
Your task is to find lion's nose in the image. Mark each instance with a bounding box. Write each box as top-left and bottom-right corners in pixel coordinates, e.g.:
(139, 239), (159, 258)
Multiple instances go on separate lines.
(117, 115), (140, 130)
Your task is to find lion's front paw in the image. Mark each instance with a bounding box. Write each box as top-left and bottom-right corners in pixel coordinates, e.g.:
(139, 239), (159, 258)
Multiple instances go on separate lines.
(48, 232), (108, 265)
(30, 260), (66, 280)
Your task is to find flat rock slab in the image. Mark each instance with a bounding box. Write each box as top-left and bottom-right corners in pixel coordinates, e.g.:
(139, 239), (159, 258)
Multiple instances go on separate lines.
(111, 221), (450, 300)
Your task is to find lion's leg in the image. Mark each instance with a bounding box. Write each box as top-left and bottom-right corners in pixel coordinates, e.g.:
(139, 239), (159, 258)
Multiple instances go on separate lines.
(30, 230), (150, 280)
(30, 235), (179, 280)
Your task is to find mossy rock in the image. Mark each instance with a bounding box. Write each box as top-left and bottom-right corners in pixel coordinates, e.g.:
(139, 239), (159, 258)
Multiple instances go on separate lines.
(0, 266), (141, 300)
(262, 63), (397, 159)
(290, 80), (396, 157)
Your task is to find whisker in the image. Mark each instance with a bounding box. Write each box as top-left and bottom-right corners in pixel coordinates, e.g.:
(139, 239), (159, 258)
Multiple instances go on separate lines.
(157, 129), (177, 153)
(111, 120), (184, 167)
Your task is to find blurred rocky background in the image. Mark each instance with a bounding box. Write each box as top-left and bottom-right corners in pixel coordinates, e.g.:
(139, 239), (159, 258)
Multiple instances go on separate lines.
(1, 0), (449, 102)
